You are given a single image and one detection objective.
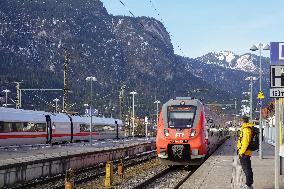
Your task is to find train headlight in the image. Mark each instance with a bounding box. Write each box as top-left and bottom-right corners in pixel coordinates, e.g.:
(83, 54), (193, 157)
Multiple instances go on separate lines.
(164, 129), (170, 137)
(190, 129), (196, 137)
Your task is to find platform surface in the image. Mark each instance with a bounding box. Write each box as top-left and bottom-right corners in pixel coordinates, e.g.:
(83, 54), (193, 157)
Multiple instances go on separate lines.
(180, 136), (284, 189)
(0, 138), (154, 167)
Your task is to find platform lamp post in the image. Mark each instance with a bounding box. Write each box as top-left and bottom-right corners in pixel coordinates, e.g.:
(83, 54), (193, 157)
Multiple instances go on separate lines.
(245, 77), (257, 121)
(130, 91), (137, 137)
(53, 98), (60, 113)
(119, 85), (126, 120)
(154, 100), (161, 127)
(2, 89), (10, 108)
(250, 43), (270, 159)
(86, 76), (97, 146)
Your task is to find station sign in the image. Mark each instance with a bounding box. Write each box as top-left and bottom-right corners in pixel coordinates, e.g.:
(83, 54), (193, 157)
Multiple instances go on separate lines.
(270, 65), (284, 88)
(270, 42), (284, 98)
(270, 42), (284, 65)
(270, 88), (284, 98)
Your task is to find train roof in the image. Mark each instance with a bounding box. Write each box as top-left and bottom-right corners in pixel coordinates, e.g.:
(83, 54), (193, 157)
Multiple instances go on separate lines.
(71, 116), (123, 126)
(0, 107), (47, 122)
(163, 97), (203, 107)
(0, 108), (123, 125)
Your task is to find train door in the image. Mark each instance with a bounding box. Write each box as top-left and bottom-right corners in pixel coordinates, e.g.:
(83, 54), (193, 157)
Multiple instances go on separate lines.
(45, 115), (52, 144)
(68, 115), (74, 143)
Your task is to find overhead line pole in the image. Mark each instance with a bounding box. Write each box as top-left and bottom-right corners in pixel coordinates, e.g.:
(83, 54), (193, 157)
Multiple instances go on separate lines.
(63, 52), (71, 113)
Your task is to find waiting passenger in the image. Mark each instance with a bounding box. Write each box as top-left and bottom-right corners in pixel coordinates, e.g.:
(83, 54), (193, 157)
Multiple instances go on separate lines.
(237, 115), (254, 189)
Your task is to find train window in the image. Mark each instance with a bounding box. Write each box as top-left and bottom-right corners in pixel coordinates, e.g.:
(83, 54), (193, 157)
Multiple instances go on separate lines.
(0, 122), (26, 132)
(168, 105), (196, 128)
(12, 122), (24, 132)
(94, 125), (104, 132)
(80, 124), (89, 132)
(2, 122), (12, 132)
(23, 122), (37, 132)
(0, 121), (7, 133)
(36, 123), (46, 132)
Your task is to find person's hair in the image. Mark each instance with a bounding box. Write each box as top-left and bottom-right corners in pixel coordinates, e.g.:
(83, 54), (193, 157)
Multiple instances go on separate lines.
(242, 116), (249, 123)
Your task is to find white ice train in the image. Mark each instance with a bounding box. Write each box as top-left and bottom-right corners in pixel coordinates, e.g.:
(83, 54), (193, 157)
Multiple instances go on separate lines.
(0, 107), (123, 146)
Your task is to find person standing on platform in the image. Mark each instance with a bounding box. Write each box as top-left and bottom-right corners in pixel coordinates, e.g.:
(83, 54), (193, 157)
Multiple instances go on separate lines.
(237, 115), (254, 189)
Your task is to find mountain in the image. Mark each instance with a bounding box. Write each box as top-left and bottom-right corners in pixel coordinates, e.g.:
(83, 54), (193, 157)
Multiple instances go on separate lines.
(196, 51), (270, 73)
(0, 0), (233, 117)
(184, 51), (270, 105)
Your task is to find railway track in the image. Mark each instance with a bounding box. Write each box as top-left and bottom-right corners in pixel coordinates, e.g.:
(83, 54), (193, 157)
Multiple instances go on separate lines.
(8, 150), (156, 189)
(128, 137), (229, 189)
(132, 166), (197, 189)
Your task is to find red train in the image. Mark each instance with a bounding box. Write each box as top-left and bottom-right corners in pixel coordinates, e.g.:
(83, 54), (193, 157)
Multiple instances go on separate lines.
(156, 97), (227, 165)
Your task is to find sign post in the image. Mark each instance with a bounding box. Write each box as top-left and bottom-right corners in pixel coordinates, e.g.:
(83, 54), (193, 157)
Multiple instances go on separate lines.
(275, 98), (280, 189)
(269, 42), (284, 189)
(145, 116), (148, 140)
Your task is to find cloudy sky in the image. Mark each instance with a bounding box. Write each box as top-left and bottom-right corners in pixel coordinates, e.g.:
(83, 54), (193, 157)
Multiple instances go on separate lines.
(101, 0), (283, 58)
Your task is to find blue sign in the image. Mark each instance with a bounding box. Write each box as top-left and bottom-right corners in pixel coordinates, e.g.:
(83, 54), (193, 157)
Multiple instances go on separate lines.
(85, 108), (98, 116)
(270, 42), (284, 65)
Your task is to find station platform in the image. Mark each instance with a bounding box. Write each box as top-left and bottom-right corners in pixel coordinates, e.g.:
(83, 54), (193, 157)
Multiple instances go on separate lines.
(0, 138), (154, 164)
(180, 137), (284, 189)
(0, 138), (155, 188)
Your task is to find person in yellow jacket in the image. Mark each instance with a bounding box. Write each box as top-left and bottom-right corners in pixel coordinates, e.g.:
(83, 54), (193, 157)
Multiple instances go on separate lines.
(237, 115), (254, 189)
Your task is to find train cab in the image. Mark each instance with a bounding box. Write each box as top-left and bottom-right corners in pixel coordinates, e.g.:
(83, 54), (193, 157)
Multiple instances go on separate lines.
(156, 97), (208, 165)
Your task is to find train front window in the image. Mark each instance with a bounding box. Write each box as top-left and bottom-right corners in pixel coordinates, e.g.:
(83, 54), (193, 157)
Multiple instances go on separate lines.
(168, 106), (196, 128)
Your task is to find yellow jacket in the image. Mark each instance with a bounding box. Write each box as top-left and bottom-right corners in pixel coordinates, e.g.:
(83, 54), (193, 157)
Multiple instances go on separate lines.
(237, 122), (254, 156)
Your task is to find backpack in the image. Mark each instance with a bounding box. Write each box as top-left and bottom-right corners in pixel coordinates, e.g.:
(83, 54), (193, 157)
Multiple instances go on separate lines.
(247, 126), (259, 151)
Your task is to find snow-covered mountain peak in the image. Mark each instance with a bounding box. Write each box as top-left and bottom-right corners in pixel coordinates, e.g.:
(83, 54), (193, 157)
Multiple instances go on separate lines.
(196, 51), (262, 73)
(235, 54), (256, 72)
(218, 51), (235, 63)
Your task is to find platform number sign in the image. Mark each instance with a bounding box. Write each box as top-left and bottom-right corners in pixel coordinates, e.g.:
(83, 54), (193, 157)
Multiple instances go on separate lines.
(270, 65), (284, 88)
(270, 42), (284, 98)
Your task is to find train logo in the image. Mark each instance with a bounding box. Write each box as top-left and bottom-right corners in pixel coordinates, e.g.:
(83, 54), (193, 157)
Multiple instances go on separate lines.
(175, 133), (184, 138)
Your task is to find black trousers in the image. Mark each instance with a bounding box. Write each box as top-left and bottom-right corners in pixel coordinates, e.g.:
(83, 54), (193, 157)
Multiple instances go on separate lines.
(239, 155), (253, 187)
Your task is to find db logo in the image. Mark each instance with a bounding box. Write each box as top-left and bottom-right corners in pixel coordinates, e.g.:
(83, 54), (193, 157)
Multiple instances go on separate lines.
(175, 133), (184, 138)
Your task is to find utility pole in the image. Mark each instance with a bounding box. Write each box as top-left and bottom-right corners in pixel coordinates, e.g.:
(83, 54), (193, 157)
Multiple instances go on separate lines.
(14, 82), (22, 109)
(62, 52), (70, 113)
(130, 91), (137, 137)
(154, 100), (161, 127)
(119, 85), (126, 120)
(250, 78), (253, 121)
(245, 76), (257, 122)
(234, 99), (237, 127)
(86, 76), (97, 146)
(2, 89), (10, 108)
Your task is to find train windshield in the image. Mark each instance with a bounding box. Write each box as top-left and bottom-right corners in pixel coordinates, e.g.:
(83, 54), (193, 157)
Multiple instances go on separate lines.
(168, 106), (196, 128)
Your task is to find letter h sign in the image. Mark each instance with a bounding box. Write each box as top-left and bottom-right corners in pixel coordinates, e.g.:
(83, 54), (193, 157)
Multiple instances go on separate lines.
(271, 65), (284, 88)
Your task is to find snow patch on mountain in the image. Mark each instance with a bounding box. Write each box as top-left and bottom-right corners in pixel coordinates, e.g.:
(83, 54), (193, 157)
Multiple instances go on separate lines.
(196, 51), (258, 73)
(235, 54), (256, 72)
